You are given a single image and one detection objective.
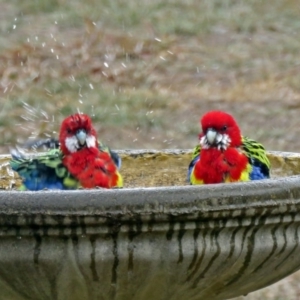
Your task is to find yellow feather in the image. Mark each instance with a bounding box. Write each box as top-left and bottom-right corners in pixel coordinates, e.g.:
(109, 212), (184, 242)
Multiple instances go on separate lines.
(190, 168), (204, 185)
(224, 163), (252, 183)
(115, 171), (123, 188)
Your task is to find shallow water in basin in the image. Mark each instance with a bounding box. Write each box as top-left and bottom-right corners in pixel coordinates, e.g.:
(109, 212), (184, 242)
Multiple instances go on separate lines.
(0, 150), (300, 189)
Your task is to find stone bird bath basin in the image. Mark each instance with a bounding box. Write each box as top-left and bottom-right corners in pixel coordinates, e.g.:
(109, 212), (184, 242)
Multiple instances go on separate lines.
(0, 150), (300, 300)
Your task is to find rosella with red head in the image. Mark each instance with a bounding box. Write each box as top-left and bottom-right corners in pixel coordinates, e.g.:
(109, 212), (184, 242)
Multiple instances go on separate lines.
(188, 110), (270, 184)
(10, 113), (123, 190)
(59, 113), (98, 155)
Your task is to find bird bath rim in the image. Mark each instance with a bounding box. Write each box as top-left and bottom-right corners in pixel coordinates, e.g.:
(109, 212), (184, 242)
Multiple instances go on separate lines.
(0, 172), (300, 221)
(0, 149), (299, 223)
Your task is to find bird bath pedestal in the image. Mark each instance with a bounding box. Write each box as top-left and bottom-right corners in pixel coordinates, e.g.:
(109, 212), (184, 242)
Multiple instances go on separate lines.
(0, 150), (300, 300)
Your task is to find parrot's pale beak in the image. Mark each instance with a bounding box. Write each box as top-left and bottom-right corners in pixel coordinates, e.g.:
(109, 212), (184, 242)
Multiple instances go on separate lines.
(76, 129), (87, 145)
(206, 128), (224, 146)
(206, 128), (217, 145)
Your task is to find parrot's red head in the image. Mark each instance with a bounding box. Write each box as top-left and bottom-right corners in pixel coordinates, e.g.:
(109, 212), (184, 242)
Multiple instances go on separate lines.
(199, 111), (242, 150)
(59, 113), (98, 154)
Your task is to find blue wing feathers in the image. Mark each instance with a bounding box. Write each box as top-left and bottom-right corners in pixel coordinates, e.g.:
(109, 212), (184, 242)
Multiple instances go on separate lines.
(10, 149), (68, 191)
(248, 157), (270, 180)
(187, 155), (199, 183)
(249, 165), (267, 180)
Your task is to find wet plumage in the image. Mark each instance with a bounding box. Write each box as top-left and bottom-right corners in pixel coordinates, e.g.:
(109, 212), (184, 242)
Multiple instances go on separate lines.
(10, 113), (123, 190)
(188, 111), (270, 185)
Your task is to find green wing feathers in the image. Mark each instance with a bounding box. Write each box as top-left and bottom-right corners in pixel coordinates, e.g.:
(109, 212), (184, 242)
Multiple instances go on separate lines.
(241, 136), (270, 169)
(10, 149), (78, 190)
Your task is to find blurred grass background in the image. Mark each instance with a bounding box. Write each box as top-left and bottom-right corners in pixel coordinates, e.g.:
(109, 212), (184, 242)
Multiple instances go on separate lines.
(1, 0), (300, 298)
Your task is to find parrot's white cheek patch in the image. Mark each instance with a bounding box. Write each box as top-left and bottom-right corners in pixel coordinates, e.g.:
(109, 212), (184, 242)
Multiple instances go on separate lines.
(200, 133), (231, 150)
(200, 136), (209, 149)
(86, 135), (96, 148)
(217, 134), (231, 150)
(65, 136), (79, 153)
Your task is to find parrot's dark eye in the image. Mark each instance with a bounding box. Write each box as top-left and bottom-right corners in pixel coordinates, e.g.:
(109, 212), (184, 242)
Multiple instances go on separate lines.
(66, 128), (72, 134)
(221, 125), (227, 131)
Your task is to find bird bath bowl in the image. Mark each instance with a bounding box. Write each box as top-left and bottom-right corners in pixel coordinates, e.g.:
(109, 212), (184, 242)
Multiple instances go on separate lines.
(0, 150), (300, 300)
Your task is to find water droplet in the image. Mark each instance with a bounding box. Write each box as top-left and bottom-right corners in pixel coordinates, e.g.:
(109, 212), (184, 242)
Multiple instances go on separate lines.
(17, 236), (22, 240)
(13, 24), (16, 30)
(154, 37), (161, 42)
(91, 105), (95, 117)
(133, 139), (137, 142)
(42, 42), (46, 47)
(51, 48), (54, 53)
(56, 55), (59, 60)
(41, 111), (49, 120)
(115, 104), (120, 111)
(27, 38), (30, 43)
(89, 83), (94, 90)
(45, 88), (52, 95)
(121, 63), (127, 68)
(104, 62), (109, 68)
(159, 56), (166, 61)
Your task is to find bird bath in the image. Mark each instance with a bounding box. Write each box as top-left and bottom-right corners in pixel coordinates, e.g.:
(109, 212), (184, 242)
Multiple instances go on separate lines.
(0, 150), (300, 300)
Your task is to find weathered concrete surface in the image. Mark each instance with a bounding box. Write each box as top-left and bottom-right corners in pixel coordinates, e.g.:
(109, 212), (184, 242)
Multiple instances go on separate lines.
(0, 150), (299, 300)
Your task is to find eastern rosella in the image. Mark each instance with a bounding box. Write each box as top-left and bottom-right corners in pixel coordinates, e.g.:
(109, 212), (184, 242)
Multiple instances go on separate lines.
(10, 113), (123, 190)
(188, 111), (270, 184)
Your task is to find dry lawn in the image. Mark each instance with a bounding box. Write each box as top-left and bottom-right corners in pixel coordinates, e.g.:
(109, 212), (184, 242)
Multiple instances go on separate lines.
(0, 0), (300, 298)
